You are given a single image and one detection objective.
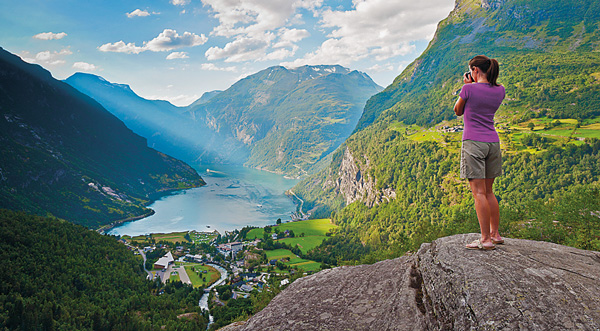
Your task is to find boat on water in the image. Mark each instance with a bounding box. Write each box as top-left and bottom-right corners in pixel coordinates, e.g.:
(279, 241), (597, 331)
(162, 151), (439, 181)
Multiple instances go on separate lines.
(206, 168), (226, 175)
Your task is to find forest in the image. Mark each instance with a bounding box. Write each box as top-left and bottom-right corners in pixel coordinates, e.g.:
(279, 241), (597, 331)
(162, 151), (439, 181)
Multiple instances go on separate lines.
(0, 209), (208, 330)
(301, 132), (600, 265)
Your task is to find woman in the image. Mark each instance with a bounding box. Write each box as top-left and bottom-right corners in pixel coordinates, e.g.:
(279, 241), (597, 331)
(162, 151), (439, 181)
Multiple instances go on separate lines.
(453, 55), (505, 250)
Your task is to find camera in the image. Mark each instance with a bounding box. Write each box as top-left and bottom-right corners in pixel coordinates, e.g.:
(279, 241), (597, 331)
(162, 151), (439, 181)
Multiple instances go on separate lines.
(464, 71), (474, 82)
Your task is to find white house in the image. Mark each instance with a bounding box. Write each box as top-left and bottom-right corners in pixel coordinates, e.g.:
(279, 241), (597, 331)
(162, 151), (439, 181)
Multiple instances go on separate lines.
(154, 251), (174, 269)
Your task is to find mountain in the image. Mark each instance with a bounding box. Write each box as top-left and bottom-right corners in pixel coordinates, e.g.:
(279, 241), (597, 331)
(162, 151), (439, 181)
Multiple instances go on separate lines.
(65, 73), (223, 164)
(0, 48), (205, 228)
(187, 65), (383, 177)
(293, 0), (600, 262)
(224, 234), (600, 330)
(188, 90), (223, 108)
(66, 65), (381, 176)
(357, 0), (600, 130)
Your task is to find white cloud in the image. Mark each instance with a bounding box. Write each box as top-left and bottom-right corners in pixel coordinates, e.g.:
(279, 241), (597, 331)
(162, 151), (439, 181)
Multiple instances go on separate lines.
(202, 0), (296, 38)
(263, 47), (298, 61)
(126, 9), (151, 18)
(200, 0), (321, 62)
(201, 63), (237, 72)
(273, 28), (310, 48)
(72, 62), (97, 71)
(205, 37), (268, 62)
(21, 49), (72, 66)
(146, 29), (208, 52)
(171, 0), (190, 5)
(99, 29), (208, 54)
(285, 0), (453, 67)
(166, 52), (189, 60)
(367, 63), (395, 72)
(98, 41), (145, 54)
(33, 32), (67, 40)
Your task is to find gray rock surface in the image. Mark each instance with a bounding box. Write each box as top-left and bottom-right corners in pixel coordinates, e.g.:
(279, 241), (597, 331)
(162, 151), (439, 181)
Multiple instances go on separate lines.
(223, 234), (600, 330)
(419, 234), (600, 330)
(332, 146), (396, 207)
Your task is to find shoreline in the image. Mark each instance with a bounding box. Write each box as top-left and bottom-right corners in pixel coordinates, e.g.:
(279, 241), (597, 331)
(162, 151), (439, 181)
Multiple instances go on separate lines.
(104, 165), (301, 236)
(99, 182), (207, 235)
(97, 209), (156, 235)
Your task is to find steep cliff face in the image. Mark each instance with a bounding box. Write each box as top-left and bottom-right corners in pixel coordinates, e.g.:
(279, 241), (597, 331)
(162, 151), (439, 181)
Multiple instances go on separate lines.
(331, 147), (396, 207)
(224, 234), (600, 330)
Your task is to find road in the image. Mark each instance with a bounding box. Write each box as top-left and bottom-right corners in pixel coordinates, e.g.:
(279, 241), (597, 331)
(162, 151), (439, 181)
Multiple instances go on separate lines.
(206, 263), (228, 290)
(176, 265), (192, 285)
(137, 248), (153, 280)
(158, 263), (192, 284)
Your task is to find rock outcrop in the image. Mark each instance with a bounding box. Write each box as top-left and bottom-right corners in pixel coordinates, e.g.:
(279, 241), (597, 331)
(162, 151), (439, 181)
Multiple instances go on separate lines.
(332, 146), (396, 207)
(224, 234), (600, 330)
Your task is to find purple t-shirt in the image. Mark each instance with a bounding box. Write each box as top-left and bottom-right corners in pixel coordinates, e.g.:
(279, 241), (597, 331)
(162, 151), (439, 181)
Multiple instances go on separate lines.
(459, 83), (505, 142)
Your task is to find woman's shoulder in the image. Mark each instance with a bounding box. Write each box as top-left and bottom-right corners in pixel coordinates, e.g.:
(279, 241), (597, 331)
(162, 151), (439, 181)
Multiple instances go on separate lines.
(481, 83), (505, 91)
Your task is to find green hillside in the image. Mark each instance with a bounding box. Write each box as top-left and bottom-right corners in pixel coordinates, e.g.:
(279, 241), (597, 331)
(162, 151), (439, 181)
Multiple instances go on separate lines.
(0, 209), (207, 330)
(357, 0), (600, 130)
(294, 0), (600, 264)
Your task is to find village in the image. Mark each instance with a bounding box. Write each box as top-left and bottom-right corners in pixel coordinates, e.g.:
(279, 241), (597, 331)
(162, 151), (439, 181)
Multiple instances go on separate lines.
(119, 218), (337, 318)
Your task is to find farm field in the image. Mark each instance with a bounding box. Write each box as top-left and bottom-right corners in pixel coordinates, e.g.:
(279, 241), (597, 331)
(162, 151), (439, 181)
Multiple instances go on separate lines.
(278, 236), (325, 254)
(183, 264), (220, 288)
(264, 249), (321, 272)
(393, 115), (600, 155)
(246, 218), (337, 239)
(123, 230), (217, 245)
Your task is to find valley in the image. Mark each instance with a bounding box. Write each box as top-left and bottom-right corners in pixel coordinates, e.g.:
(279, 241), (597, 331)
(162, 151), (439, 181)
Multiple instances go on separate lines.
(2, 0), (600, 329)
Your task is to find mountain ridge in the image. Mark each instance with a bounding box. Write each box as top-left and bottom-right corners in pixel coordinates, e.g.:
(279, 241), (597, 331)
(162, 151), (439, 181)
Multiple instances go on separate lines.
(64, 72), (223, 164)
(68, 64), (383, 178)
(188, 64), (383, 177)
(0, 47), (205, 228)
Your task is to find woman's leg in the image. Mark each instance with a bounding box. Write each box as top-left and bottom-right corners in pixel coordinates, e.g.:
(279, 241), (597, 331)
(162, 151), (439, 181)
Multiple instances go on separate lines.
(485, 178), (502, 241)
(468, 178), (494, 246)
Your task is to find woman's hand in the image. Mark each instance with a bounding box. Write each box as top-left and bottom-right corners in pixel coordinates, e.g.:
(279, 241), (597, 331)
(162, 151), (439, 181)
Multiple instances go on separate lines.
(464, 72), (474, 84)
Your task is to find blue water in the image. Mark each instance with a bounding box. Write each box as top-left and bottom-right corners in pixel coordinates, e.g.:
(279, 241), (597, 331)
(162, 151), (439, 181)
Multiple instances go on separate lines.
(109, 164), (299, 236)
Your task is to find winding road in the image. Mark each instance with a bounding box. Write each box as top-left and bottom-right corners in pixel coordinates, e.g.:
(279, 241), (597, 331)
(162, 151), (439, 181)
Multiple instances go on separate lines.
(137, 248), (154, 280)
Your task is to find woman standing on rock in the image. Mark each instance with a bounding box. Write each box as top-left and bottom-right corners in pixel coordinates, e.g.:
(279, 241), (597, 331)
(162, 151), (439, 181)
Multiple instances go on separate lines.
(453, 55), (505, 250)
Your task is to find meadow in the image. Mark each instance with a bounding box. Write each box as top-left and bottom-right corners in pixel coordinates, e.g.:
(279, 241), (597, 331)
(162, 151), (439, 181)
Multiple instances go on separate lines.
(182, 263), (221, 288)
(246, 218), (337, 239)
(264, 249), (321, 272)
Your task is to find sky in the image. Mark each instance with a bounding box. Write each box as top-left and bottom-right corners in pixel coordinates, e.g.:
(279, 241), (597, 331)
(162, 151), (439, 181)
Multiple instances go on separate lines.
(0, 0), (454, 106)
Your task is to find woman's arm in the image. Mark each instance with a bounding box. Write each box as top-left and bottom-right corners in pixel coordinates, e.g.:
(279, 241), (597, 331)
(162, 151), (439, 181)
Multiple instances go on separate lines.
(454, 73), (473, 116)
(454, 97), (466, 116)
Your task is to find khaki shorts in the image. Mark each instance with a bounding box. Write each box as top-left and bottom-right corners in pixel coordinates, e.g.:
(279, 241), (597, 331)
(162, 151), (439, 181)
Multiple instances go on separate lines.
(460, 140), (502, 179)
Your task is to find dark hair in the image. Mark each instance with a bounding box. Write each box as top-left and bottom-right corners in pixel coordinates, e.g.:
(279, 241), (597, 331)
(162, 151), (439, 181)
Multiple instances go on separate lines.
(469, 55), (500, 86)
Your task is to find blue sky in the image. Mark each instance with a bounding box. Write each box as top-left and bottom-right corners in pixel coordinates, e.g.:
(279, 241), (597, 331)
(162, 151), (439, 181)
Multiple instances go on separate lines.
(0, 0), (454, 106)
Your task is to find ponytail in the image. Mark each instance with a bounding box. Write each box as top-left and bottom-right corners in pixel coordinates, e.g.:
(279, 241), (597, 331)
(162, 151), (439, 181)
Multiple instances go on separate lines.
(469, 55), (500, 86)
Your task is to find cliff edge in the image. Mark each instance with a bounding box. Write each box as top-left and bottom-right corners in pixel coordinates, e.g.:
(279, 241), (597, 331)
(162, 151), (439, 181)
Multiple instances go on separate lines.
(223, 234), (600, 330)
